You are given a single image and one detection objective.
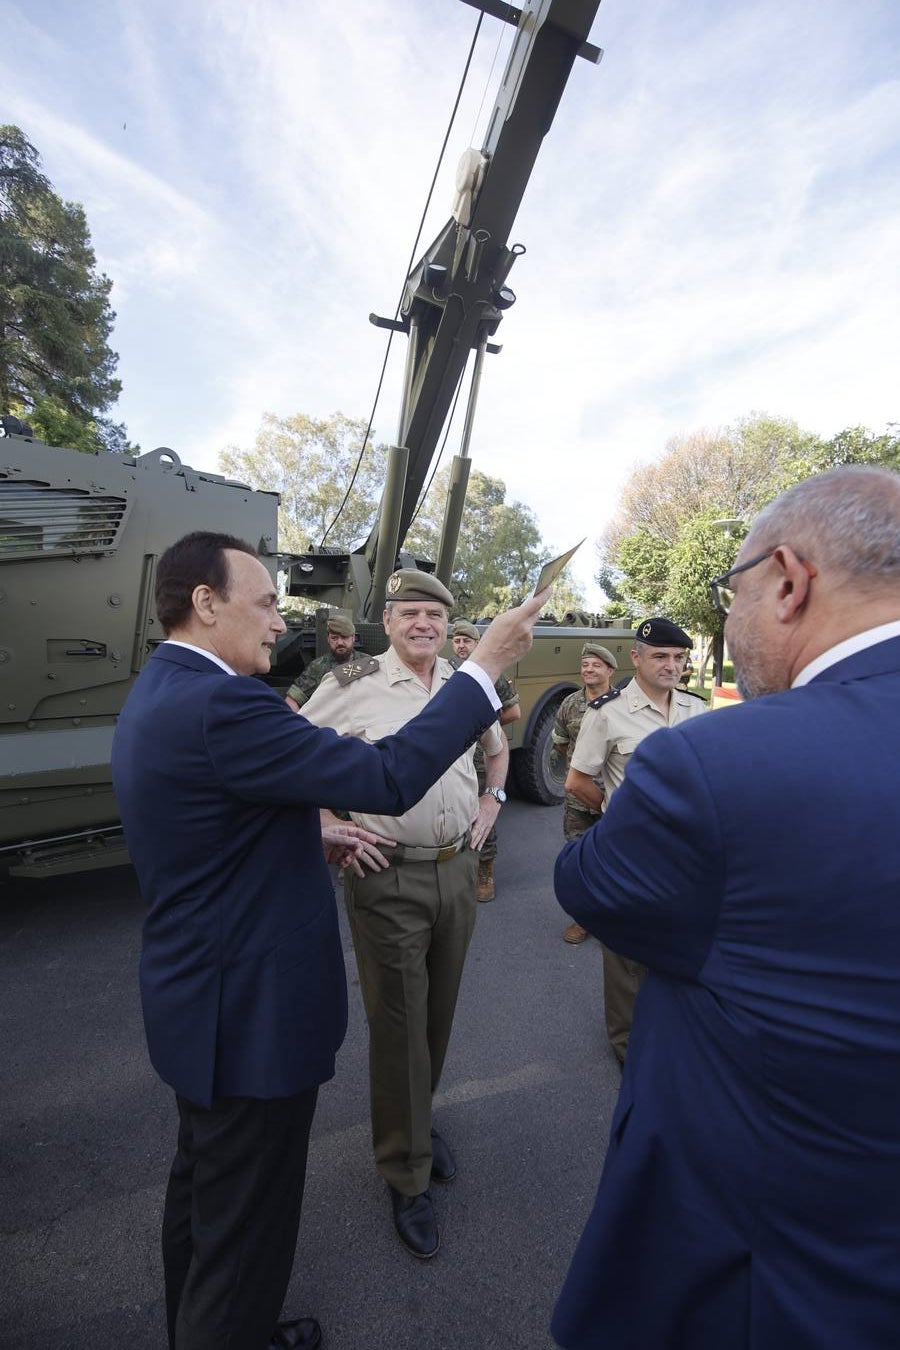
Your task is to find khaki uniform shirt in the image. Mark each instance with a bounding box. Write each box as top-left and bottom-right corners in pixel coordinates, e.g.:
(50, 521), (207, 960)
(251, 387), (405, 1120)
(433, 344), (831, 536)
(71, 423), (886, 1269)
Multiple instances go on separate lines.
(571, 678), (706, 805)
(302, 648), (504, 846)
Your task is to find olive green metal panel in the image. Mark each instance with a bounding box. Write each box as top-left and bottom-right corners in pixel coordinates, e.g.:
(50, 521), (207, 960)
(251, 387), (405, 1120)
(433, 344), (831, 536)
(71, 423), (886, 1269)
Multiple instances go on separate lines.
(0, 435), (280, 851)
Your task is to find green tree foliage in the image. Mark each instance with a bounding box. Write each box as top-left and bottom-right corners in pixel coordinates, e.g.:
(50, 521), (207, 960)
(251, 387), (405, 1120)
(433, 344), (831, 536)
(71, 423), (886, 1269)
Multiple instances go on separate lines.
(664, 514), (745, 640)
(219, 412), (388, 553)
(596, 410), (898, 654)
(781, 423), (900, 482)
(0, 125), (126, 452)
(616, 529), (670, 615)
(597, 412), (820, 625)
(405, 465), (568, 616)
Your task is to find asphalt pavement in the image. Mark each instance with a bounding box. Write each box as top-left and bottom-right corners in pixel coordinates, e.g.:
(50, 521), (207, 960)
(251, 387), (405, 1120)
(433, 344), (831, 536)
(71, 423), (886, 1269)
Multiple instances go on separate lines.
(0, 798), (621, 1350)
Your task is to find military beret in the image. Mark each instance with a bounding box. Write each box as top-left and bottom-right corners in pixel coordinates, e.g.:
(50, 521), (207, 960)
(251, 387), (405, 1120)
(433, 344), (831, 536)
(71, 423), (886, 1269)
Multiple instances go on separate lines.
(384, 568), (454, 607)
(581, 641), (618, 669)
(452, 619), (480, 640)
(326, 611), (356, 637)
(635, 616), (693, 648)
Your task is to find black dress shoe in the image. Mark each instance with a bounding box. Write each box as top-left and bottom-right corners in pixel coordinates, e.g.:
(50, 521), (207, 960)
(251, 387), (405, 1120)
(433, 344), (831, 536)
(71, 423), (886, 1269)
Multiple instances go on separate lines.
(390, 1186), (440, 1258)
(270, 1317), (322, 1349)
(430, 1128), (457, 1183)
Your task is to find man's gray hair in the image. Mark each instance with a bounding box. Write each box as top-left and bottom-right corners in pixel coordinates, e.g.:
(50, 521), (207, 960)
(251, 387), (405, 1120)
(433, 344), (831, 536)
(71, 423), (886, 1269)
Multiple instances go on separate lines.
(747, 466), (900, 588)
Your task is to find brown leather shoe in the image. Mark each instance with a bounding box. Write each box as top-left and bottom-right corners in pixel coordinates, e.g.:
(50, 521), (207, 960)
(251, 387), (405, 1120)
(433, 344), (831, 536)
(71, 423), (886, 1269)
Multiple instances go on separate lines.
(563, 921), (588, 944)
(476, 859), (495, 902)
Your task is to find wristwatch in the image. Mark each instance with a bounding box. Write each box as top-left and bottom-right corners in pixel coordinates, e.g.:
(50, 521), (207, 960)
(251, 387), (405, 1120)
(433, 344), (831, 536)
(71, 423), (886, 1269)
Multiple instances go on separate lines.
(482, 786), (507, 804)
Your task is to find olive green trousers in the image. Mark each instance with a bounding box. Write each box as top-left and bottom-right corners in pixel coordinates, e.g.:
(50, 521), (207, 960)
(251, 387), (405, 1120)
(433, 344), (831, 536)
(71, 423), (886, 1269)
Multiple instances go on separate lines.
(344, 847), (478, 1195)
(602, 947), (647, 1065)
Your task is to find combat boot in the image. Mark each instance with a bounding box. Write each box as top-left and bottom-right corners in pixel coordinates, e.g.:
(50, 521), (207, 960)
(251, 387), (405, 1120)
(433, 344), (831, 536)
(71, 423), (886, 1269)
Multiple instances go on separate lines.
(476, 858), (495, 902)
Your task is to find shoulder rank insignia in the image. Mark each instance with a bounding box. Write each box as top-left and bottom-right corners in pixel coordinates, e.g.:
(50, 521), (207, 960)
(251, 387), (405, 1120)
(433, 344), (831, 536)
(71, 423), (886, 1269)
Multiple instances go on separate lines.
(588, 686), (622, 711)
(332, 655), (380, 687)
(447, 655), (463, 670)
(679, 687), (707, 701)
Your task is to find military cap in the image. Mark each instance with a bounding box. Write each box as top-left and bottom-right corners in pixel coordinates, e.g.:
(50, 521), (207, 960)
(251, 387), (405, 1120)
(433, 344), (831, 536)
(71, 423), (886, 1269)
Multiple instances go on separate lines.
(581, 641), (618, 669)
(635, 616), (693, 648)
(384, 568), (454, 607)
(452, 619), (480, 640)
(326, 611), (356, 637)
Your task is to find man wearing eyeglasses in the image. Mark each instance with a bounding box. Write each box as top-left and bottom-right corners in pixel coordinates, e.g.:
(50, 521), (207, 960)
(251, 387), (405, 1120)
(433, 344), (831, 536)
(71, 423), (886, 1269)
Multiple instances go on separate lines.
(552, 465), (900, 1350)
(564, 616), (706, 1064)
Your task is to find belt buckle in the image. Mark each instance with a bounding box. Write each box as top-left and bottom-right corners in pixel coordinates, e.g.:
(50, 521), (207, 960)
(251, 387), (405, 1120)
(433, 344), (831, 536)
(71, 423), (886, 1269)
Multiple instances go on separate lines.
(436, 841), (457, 864)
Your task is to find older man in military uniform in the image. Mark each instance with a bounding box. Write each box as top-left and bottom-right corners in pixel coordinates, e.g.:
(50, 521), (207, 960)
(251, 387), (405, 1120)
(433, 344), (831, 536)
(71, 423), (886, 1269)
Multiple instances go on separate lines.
(450, 619), (520, 901)
(301, 570), (508, 1260)
(550, 642), (618, 944)
(284, 611), (367, 711)
(566, 617), (706, 1064)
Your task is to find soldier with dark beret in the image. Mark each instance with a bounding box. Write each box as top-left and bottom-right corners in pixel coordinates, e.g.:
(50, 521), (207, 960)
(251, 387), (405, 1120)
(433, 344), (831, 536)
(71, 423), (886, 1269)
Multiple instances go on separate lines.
(450, 619), (520, 901)
(566, 616), (706, 1063)
(551, 642), (618, 943)
(285, 611), (369, 711)
(301, 569), (509, 1259)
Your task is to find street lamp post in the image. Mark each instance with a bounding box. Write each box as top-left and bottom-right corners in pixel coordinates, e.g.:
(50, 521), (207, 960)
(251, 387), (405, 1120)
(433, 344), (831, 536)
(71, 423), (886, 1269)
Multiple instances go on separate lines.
(710, 519), (746, 688)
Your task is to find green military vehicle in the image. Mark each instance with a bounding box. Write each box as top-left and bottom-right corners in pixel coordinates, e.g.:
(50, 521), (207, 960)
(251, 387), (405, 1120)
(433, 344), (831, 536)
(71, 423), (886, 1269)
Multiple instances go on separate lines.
(1, 0), (634, 877)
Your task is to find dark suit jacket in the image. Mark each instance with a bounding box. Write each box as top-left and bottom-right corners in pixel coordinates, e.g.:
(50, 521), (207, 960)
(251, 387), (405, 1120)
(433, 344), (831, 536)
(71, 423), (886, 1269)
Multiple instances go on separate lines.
(112, 643), (495, 1108)
(552, 637), (900, 1350)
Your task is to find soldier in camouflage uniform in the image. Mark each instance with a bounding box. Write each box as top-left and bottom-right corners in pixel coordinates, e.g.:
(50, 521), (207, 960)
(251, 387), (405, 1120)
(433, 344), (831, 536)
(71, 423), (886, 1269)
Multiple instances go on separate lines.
(284, 611), (368, 710)
(451, 619), (521, 901)
(550, 642), (618, 943)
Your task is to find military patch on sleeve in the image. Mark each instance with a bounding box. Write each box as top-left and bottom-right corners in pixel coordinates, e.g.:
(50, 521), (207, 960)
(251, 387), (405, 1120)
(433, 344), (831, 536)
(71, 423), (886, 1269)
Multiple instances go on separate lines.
(588, 686), (622, 710)
(332, 656), (381, 686)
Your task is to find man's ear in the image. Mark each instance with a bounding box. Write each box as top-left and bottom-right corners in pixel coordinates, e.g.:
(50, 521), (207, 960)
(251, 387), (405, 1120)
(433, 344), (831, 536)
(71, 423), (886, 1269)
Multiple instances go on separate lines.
(192, 584), (217, 628)
(772, 546), (816, 623)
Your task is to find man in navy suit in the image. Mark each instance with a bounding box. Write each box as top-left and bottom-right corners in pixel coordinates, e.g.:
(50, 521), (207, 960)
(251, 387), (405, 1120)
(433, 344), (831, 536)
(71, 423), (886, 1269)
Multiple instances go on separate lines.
(111, 532), (545, 1350)
(552, 466), (900, 1349)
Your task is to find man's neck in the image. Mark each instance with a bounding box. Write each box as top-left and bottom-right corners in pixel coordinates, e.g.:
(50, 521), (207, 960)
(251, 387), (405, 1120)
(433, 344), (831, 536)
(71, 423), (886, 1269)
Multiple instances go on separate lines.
(634, 673), (671, 713)
(395, 649), (439, 687)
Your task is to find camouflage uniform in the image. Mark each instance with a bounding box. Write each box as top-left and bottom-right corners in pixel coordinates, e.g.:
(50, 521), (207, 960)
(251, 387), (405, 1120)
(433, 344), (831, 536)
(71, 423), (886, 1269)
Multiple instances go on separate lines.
(473, 671), (519, 863)
(551, 687), (603, 842)
(285, 649), (369, 709)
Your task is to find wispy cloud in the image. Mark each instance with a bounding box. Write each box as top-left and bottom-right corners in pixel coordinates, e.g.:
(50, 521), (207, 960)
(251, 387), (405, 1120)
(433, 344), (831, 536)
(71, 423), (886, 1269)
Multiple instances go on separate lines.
(4, 0), (899, 603)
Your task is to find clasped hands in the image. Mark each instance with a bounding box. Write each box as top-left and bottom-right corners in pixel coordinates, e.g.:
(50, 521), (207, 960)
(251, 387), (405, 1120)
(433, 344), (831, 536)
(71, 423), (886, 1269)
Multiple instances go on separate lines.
(319, 809), (396, 876)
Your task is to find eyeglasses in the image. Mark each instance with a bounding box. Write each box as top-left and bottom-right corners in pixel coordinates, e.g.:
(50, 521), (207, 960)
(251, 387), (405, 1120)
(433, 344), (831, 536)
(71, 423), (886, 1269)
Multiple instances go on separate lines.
(709, 548), (776, 615)
(710, 547), (818, 615)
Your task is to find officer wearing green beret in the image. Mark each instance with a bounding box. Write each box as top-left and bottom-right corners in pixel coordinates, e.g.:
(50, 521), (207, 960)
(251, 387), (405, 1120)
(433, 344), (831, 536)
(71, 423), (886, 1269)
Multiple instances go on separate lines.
(450, 619), (520, 901)
(284, 611), (369, 711)
(551, 642), (618, 944)
(566, 617), (706, 1065)
(301, 569), (509, 1259)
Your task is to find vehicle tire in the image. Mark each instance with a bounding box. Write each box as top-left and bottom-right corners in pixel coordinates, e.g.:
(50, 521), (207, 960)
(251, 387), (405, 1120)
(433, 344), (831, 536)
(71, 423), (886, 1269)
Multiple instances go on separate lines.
(512, 700), (566, 805)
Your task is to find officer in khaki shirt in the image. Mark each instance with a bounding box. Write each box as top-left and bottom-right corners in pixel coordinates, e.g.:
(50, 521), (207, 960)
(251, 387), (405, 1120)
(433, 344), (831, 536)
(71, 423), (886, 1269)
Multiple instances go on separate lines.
(301, 570), (507, 1261)
(566, 617), (706, 1065)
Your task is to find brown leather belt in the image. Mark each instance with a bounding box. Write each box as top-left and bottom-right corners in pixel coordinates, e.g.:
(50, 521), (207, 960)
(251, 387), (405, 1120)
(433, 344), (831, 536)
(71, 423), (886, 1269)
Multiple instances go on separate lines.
(389, 832), (469, 865)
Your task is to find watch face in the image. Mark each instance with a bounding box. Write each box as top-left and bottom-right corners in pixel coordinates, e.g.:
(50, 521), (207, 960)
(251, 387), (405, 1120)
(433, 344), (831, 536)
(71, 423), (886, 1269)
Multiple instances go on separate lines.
(494, 788), (507, 804)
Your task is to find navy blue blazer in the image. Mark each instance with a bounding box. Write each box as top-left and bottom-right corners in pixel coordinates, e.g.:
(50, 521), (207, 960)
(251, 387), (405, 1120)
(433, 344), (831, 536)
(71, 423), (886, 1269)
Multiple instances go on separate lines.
(112, 644), (496, 1108)
(552, 637), (900, 1350)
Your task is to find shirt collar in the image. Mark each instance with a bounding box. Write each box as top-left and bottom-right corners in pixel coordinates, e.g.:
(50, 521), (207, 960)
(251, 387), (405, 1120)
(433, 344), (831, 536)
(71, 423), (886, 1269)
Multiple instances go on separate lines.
(384, 646), (450, 688)
(162, 638), (237, 676)
(792, 620), (900, 687)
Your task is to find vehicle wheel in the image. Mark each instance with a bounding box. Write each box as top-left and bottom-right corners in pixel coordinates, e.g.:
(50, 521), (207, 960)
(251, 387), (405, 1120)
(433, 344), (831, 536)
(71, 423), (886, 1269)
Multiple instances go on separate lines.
(512, 700), (566, 805)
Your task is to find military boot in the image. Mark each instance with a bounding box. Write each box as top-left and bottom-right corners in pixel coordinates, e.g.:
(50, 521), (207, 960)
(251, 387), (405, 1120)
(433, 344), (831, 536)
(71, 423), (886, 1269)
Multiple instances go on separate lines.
(476, 858), (495, 902)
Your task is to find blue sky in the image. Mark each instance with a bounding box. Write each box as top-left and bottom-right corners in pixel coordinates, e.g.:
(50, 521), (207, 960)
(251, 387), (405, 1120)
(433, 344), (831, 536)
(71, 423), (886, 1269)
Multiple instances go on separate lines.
(4, 0), (899, 604)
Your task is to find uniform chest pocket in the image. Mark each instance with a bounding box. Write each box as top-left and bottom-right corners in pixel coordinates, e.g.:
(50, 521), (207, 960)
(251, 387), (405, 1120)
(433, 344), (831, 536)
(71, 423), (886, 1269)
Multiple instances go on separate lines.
(615, 737), (641, 758)
(362, 719), (405, 744)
